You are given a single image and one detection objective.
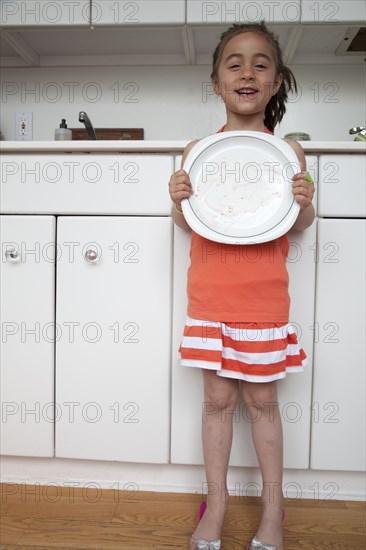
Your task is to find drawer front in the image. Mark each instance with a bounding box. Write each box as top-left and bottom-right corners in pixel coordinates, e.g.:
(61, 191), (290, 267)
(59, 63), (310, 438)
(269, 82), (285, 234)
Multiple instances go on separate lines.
(1, 154), (173, 215)
(318, 154), (366, 218)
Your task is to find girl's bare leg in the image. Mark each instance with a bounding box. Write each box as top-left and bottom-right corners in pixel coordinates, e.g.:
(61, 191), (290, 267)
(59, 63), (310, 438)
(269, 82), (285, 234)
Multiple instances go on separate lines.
(242, 380), (284, 548)
(190, 370), (239, 548)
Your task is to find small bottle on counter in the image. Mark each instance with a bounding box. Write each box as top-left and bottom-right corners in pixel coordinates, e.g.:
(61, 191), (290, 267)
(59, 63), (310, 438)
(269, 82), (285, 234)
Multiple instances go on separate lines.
(55, 119), (72, 140)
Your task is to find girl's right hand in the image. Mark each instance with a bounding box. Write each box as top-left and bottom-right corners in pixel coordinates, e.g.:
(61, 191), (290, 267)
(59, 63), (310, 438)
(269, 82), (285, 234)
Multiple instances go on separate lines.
(168, 169), (193, 210)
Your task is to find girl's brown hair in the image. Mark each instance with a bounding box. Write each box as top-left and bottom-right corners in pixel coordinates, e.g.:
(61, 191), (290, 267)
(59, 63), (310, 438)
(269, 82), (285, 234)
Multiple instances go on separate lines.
(211, 21), (297, 133)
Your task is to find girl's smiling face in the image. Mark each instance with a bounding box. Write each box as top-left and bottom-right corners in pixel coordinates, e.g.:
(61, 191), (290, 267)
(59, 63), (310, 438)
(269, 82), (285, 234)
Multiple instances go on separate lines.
(212, 32), (283, 123)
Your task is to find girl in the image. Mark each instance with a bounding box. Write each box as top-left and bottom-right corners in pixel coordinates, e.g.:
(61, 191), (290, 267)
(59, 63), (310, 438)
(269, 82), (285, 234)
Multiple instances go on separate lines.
(169, 21), (315, 550)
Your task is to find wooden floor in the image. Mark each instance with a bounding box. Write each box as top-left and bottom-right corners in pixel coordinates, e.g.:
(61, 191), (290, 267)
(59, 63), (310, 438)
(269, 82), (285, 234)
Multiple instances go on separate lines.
(0, 484), (365, 549)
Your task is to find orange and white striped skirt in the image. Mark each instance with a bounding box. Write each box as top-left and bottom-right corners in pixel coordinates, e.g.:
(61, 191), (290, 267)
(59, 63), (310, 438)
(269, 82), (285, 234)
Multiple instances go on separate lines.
(179, 316), (308, 383)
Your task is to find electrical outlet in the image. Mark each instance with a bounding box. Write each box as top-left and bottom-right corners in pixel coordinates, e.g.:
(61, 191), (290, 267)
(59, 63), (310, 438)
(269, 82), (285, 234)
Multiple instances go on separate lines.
(15, 112), (33, 141)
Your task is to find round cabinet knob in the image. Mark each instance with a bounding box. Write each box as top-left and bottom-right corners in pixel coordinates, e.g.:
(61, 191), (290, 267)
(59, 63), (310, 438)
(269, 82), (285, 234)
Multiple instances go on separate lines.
(84, 249), (100, 263)
(5, 248), (20, 262)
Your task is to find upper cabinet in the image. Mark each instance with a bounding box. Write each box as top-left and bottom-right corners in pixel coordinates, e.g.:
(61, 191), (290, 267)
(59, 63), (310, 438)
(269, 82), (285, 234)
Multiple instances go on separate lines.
(0, 0), (186, 27)
(188, 0), (366, 25)
(0, 0), (90, 27)
(187, 0), (301, 24)
(1, 1), (365, 66)
(301, 0), (366, 24)
(91, 0), (185, 26)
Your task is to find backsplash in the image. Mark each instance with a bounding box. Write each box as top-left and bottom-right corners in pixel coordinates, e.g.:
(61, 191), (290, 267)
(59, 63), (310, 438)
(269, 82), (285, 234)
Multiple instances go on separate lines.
(1, 64), (364, 141)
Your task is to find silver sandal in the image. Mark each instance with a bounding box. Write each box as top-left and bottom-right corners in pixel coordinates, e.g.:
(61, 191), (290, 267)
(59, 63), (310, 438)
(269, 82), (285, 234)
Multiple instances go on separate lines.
(190, 535), (221, 550)
(247, 535), (282, 550)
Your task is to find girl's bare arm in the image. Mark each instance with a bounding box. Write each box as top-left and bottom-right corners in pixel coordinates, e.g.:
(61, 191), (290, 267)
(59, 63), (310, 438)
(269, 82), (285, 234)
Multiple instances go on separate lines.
(169, 140), (199, 231)
(285, 138), (316, 231)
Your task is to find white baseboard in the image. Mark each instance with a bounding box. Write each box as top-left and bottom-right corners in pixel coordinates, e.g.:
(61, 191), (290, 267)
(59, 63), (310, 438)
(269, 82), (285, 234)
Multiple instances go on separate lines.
(1, 456), (365, 502)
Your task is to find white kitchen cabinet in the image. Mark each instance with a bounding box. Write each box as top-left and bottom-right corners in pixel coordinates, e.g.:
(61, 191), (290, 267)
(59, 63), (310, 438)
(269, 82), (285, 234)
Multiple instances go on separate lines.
(187, 0), (301, 24)
(55, 216), (172, 463)
(91, 0), (185, 25)
(318, 154), (366, 218)
(0, 0), (90, 26)
(0, 215), (55, 457)
(171, 156), (317, 468)
(301, 0), (366, 24)
(311, 219), (366, 471)
(0, 154), (172, 215)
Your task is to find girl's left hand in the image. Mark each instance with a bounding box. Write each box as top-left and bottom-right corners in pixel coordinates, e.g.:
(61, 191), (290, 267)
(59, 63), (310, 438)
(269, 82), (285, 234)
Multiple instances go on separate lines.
(292, 171), (315, 210)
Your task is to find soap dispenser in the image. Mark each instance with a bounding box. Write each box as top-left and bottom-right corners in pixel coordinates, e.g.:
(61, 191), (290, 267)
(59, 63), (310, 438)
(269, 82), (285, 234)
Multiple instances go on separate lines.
(55, 119), (72, 140)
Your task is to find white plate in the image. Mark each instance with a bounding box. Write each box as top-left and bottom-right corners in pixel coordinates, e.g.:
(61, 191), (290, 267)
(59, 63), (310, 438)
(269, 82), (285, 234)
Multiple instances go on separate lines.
(181, 131), (301, 244)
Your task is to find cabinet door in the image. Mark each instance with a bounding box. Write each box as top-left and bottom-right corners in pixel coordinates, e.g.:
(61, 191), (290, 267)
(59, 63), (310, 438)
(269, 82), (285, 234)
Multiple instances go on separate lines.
(301, 0), (366, 23)
(311, 219), (365, 471)
(187, 1), (301, 23)
(0, 215), (55, 457)
(91, 0), (185, 25)
(171, 152), (316, 467)
(55, 216), (172, 463)
(0, 0), (90, 26)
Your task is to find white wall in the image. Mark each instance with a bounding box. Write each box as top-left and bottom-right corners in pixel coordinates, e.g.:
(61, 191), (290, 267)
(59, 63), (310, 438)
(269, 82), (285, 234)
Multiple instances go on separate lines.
(1, 64), (365, 141)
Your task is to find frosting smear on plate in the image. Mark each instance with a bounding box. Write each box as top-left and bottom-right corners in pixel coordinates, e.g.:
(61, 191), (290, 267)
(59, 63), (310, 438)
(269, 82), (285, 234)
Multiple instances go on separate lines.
(195, 158), (284, 229)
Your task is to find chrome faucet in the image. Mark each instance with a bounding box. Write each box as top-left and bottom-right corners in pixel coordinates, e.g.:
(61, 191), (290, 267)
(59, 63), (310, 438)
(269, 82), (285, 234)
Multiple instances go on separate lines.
(79, 111), (97, 140)
(349, 126), (366, 141)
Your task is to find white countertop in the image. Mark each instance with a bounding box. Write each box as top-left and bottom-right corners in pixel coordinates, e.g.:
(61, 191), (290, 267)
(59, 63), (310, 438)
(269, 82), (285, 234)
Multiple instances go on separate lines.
(1, 140), (365, 153)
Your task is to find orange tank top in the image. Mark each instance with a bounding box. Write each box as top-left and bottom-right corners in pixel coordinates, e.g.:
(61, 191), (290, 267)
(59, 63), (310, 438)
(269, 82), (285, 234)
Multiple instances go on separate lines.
(186, 126), (291, 322)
